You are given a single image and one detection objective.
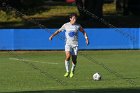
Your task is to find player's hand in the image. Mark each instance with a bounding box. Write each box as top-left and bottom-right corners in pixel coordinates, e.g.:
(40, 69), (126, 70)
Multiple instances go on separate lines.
(49, 36), (53, 40)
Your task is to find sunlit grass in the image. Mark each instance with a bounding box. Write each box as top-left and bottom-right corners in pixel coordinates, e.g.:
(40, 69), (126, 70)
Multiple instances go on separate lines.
(29, 6), (78, 18)
(0, 2), (116, 22)
(0, 50), (140, 92)
(103, 3), (116, 15)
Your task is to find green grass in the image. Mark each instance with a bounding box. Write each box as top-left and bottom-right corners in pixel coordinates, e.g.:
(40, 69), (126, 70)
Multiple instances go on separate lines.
(103, 3), (116, 15)
(0, 2), (115, 22)
(0, 50), (140, 93)
(0, 3), (78, 22)
(28, 6), (78, 18)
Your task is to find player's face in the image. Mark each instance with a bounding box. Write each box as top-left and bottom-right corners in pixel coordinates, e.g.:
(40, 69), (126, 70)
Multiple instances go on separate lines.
(70, 16), (77, 24)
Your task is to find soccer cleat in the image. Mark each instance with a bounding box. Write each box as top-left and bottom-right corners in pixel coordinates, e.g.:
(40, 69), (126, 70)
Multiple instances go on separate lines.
(70, 71), (74, 78)
(64, 72), (69, 77)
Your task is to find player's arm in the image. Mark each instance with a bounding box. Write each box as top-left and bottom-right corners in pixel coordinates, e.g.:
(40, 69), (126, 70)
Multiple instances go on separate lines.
(49, 30), (61, 40)
(49, 24), (65, 40)
(79, 26), (89, 45)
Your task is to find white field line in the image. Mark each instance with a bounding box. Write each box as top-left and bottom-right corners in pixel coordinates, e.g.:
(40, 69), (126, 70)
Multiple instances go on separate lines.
(9, 58), (59, 65)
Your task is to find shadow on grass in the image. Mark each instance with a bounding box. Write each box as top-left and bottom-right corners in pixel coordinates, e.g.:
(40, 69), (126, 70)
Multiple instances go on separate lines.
(0, 15), (140, 28)
(17, 1), (74, 16)
(6, 88), (140, 93)
(0, 16), (68, 29)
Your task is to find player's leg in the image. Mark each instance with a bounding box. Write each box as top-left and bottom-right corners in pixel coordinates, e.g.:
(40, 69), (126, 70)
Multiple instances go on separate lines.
(64, 45), (71, 77)
(70, 55), (77, 78)
(70, 46), (78, 78)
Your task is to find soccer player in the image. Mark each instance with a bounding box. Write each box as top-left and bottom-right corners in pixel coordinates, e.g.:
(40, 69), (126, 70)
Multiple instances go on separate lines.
(49, 13), (89, 78)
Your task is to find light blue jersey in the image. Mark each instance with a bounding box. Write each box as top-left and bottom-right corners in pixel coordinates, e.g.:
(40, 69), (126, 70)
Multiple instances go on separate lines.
(59, 22), (81, 46)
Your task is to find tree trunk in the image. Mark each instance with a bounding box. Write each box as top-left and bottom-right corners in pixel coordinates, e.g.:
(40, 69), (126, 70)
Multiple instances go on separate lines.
(76, 0), (104, 19)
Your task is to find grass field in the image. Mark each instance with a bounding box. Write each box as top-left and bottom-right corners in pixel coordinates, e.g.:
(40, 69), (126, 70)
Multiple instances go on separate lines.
(0, 50), (140, 93)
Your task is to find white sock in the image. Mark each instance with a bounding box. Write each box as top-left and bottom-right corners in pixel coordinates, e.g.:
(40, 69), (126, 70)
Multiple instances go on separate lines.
(65, 60), (70, 72)
(71, 63), (76, 72)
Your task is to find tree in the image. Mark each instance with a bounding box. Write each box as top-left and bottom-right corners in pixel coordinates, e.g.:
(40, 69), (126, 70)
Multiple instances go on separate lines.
(128, 0), (140, 15)
(116, 0), (129, 15)
(0, 0), (44, 10)
(116, 0), (140, 16)
(76, 0), (104, 19)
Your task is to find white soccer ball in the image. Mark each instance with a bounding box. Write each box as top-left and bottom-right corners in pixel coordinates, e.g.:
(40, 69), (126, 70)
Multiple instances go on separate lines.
(93, 72), (101, 81)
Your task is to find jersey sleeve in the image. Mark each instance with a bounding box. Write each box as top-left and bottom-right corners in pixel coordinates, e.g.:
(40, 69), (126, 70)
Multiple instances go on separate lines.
(58, 24), (66, 32)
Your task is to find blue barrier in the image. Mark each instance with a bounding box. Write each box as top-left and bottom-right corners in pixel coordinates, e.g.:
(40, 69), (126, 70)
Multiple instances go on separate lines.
(0, 28), (139, 50)
(0, 29), (14, 50)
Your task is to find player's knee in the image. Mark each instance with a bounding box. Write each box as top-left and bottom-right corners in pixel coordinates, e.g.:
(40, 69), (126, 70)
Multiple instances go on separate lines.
(65, 57), (70, 61)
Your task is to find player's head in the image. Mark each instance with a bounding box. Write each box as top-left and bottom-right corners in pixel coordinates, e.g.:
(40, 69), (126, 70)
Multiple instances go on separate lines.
(69, 13), (78, 24)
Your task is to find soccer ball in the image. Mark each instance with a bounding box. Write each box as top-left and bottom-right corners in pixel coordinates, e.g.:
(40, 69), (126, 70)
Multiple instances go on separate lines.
(93, 72), (101, 81)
